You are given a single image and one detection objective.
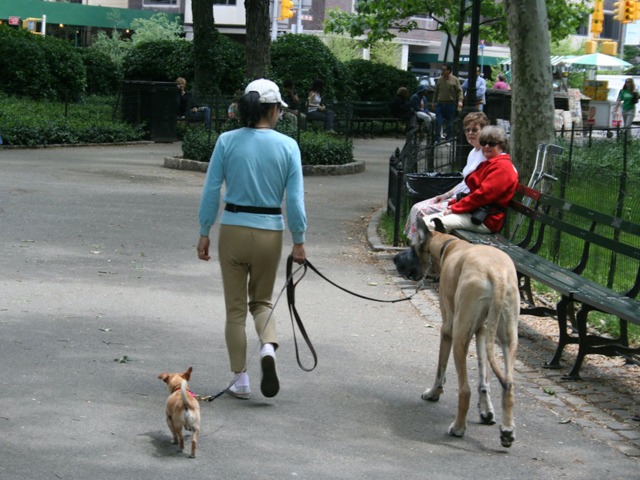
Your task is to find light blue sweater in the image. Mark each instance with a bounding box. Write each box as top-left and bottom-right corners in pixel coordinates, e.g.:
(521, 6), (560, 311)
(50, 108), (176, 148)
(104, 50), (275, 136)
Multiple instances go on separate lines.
(198, 127), (307, 244)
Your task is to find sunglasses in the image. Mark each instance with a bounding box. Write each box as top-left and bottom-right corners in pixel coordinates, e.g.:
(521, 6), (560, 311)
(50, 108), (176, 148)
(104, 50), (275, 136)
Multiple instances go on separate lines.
(480, 141), (499, 147)
(465, 128), (480, 134)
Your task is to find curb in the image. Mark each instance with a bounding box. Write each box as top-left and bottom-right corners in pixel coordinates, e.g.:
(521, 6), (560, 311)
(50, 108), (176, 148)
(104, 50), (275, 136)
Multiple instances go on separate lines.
(0, 141), (155, 150)
(163, 156), (365, 176)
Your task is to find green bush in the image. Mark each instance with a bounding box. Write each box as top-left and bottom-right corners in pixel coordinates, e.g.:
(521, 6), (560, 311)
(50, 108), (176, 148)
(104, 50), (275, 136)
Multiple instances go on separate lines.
(121, 35), (246, 96)
(81, 48), (122, 96)
(343, 59), (418, 102)
(271, 34), (349, 102)
(180, 123), (353, 166)
(123, 39), (194, 82)
(0, 26), (86, 101)
(210, 32), (247, 96)
(298, 131), (353, 165)
(0, 94), (145, 146)
(181, 125), (219, 162)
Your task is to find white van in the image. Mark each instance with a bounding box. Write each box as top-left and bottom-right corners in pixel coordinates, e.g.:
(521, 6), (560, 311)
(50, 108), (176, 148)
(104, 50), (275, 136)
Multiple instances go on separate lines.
(596, 74), (640, 124)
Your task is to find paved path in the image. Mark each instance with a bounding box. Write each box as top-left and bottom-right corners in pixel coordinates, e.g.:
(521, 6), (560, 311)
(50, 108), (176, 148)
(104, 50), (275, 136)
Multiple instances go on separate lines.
(0, 139), (638, 479)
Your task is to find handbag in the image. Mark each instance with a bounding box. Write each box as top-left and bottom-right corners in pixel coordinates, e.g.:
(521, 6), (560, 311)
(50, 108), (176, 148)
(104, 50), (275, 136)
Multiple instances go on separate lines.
(612, 110), (623, 128)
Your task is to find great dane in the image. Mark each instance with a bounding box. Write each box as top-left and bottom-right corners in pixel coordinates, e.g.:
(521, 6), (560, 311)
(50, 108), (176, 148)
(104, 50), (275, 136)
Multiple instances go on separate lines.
(394, 217), (519, 448)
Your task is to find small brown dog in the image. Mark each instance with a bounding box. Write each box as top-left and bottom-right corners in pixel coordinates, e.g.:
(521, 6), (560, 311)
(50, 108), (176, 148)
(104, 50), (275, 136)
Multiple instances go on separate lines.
(158, 367), (201, 458)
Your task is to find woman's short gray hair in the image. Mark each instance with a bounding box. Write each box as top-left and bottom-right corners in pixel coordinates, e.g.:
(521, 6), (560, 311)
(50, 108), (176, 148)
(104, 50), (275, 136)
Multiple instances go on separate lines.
(479, 125), (509, 151)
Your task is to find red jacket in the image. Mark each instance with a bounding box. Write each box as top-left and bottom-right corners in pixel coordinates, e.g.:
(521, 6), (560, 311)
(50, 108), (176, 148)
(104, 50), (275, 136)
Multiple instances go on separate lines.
(449, 153), (518, 232)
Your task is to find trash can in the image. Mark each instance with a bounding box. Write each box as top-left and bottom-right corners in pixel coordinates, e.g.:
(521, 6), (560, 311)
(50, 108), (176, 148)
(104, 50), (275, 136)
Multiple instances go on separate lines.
(121, 81), (178, 143)
(405, 172), (463, 204)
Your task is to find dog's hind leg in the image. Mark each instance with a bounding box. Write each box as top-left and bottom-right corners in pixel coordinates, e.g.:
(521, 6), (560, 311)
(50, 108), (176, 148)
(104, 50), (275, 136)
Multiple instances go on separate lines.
(498, 336), (517, 448)
(475, 326), (495, 425)
(190, 427), (199, 459)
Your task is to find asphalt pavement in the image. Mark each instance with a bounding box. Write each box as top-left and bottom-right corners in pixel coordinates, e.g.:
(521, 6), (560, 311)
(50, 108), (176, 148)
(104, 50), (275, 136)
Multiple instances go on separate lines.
(1, 139), (638, 479)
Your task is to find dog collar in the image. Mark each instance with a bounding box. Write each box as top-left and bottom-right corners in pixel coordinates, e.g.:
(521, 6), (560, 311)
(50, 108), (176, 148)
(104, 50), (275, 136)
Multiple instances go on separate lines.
(439, 239), (456, 260)
(171, 385), (196, 397)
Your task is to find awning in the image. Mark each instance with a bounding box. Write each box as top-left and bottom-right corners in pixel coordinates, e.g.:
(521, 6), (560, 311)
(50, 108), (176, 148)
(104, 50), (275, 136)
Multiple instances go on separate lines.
(0, 0), (182, 30)
(409, 52), (506, 66)
(501, 55), (575, 66)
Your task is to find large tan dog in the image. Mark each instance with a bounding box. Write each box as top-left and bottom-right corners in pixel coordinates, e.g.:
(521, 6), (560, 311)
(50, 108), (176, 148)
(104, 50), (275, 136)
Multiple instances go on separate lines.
(393, 217), (519, 448)
(158, 367), (201, 458)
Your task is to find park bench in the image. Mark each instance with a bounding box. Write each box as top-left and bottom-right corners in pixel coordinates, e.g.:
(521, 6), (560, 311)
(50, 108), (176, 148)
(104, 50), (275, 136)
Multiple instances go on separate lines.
(349, 100), (405, 137)
(452, 180), (640, 380)
(177, 95), (235, 132)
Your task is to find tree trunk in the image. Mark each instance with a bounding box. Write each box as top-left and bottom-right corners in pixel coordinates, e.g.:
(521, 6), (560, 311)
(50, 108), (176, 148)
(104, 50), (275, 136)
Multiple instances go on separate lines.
(192, 0), (218, 96)
(245, 0), (271, 79)
(504, 0), (556, 182)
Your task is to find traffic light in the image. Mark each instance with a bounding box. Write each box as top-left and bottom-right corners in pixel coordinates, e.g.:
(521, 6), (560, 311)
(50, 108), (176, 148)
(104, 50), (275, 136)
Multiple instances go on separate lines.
(613, 1), (625, 22)
(585, 40), (597, 54)
(624, 0), (635, 22)
(279, 0), (294, 20)
(614, 0), (635, 23)
(590, 0), (604, 36)
(636, 0), (640, 20)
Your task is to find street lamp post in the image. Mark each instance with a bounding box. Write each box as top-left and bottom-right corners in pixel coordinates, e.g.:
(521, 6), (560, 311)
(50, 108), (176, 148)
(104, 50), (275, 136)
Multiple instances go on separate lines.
(456, 0), (481, 168)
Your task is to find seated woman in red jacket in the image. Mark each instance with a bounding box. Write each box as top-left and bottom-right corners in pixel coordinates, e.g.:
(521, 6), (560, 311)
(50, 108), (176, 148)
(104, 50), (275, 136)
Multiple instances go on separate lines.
(422, 125), (518, 234)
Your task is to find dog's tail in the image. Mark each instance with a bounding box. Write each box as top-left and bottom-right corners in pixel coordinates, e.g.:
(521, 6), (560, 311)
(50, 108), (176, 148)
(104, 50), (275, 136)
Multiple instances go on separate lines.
(179, 379), (198, 430)
(180, 379), (192, 410)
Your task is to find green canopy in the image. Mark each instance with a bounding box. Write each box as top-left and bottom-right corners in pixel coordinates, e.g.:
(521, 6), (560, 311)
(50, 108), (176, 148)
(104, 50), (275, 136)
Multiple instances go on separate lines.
(0, 0), (182, 30)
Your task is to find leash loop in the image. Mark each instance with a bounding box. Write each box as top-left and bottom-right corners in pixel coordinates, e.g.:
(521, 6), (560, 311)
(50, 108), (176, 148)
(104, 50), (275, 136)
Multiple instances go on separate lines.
(286, 256), (319, 372)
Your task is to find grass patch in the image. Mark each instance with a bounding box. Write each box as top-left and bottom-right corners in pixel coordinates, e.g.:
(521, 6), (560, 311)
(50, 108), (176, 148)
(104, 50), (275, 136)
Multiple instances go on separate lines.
(378, 210), (408, 246)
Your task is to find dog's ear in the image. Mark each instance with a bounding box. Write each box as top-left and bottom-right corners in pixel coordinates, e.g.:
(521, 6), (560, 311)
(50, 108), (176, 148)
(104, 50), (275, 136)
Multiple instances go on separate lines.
(416, 216), (433, 246)
(158, 373), (169, 383)
(431, 217), (447, 234)
(182, 367), (193, 380)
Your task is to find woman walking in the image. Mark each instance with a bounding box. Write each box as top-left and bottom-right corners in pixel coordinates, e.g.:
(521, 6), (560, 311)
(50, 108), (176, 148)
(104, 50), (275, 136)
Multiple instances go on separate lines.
(197, 79), (307, 400)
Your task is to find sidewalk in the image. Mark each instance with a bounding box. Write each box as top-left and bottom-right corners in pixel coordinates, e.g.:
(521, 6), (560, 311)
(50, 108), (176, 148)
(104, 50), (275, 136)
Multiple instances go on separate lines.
(0, 139), (637, 478)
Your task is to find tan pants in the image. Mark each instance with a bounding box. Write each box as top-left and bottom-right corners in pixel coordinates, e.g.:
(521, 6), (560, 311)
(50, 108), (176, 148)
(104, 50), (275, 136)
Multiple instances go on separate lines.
(218, 225), (283, 372)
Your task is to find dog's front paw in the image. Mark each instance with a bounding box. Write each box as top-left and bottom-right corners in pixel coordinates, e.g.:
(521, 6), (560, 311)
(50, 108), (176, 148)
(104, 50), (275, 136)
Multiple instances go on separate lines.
(421, 386), (442, 402)
(500, 427), (515, 448)
(447, 422), (466, 438)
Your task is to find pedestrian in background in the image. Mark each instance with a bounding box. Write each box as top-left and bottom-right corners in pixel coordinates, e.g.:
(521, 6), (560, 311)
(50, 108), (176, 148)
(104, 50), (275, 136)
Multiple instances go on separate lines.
(197, 78), (307, 400)
(432, 64), (463, 142)
(614, 78), (638, 129)
(462, 66), (487, 111)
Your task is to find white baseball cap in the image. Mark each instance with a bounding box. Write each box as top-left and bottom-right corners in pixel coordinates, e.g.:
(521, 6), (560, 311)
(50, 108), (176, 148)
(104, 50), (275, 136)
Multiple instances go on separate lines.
(245, 78), (288, 108)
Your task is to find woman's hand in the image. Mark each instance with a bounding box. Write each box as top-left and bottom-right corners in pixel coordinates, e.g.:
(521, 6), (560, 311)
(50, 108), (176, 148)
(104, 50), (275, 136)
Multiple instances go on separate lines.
(197, 236), (211, 261)
(291, 243), (306, 264)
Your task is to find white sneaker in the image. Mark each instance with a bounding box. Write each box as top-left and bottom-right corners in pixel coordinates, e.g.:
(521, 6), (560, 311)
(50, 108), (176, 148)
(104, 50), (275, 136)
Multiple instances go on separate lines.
(227, 382), (251, 400)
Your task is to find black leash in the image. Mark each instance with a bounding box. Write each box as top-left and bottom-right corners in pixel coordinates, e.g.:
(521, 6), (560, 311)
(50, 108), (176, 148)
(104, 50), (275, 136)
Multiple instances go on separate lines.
(285, 256), (416, 372)
(201, 256), (417, 400)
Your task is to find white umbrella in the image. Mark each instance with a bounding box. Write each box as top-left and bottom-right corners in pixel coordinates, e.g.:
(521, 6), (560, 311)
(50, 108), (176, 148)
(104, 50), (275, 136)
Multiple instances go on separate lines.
(563, 53), (632, 70)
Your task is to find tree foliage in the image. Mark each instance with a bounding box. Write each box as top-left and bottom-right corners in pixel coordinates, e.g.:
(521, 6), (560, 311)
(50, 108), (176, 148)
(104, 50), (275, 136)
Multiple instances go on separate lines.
(325, 0), (590, 72)
(130, 13), (183, 45)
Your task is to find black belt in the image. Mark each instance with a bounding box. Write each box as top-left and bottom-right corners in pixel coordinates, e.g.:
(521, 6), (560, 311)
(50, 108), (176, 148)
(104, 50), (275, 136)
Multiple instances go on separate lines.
(225, 203), (282, 215)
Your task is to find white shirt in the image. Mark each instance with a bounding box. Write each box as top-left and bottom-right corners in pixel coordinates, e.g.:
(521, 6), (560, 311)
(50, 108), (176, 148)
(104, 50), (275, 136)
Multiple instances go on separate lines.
(453, 147), (486, 195)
